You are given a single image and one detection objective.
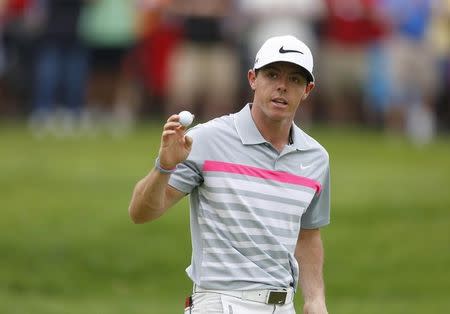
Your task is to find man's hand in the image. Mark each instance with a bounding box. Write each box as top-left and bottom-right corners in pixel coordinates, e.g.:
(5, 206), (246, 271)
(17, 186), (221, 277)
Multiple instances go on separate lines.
(303, 298), (328, 314)
(158, 114), (193, 170)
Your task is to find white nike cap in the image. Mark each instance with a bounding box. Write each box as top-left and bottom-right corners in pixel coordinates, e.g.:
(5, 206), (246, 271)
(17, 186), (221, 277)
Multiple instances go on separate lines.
(253, 35), (314, 82)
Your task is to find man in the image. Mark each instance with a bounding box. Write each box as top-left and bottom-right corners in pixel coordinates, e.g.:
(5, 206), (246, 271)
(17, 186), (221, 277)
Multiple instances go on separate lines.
(129, 35), (330, 314)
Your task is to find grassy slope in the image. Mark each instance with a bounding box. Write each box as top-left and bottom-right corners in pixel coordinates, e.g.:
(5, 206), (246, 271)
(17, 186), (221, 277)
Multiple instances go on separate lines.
(1, 123), (449, 313)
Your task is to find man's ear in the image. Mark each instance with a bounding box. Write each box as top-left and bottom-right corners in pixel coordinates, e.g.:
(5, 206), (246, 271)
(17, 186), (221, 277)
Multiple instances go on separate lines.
(302, 82), (315, 100)
(248, 69), (257, 91)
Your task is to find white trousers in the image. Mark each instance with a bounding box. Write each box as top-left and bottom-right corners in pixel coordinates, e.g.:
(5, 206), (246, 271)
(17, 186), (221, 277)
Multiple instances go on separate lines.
(184, 291), (296, 314)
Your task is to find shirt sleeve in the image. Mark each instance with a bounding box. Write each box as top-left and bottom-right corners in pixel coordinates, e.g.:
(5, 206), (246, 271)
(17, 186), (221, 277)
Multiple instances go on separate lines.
(300, 163), (330, 229)
(168, 159), (203, 194)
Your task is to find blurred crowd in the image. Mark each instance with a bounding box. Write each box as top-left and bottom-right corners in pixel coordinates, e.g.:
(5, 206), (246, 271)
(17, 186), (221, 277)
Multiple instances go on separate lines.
(0, 0), (448, 142)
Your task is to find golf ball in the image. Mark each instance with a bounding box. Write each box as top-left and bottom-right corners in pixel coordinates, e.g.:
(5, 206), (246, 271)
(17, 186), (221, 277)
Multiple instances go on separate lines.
(179, 111), (194, 127)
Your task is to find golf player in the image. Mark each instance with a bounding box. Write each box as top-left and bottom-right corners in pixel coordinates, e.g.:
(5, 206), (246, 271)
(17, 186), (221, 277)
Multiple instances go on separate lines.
(129, 35), (330, 314)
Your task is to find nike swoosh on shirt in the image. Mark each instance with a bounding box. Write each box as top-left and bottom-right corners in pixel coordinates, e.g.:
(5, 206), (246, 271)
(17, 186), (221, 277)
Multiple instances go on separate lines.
(279, 46), (304, 54)
(300, 164), (312, 170)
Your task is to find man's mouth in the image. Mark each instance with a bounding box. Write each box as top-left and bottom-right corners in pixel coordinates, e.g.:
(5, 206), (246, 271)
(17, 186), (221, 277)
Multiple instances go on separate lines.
(271, 97), (288, 106)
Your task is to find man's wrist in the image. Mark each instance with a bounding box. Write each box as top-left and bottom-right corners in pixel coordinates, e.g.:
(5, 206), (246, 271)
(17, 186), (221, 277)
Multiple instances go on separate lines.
(304, 295), (326, 305)
(303, 297), (328, 314)
(155, 157), (177, 174)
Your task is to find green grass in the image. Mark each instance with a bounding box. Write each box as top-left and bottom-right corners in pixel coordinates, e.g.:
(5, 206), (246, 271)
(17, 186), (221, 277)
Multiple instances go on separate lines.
(1, 122), (449, 313)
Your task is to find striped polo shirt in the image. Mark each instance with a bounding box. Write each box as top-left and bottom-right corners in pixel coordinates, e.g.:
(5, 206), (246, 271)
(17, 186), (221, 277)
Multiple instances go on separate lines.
(169, 104), (330, 291)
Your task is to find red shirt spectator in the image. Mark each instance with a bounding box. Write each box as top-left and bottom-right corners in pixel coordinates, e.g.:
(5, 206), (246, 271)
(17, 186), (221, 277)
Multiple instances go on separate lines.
(7, 0), (30, 17)
(324, 0), (389, 46)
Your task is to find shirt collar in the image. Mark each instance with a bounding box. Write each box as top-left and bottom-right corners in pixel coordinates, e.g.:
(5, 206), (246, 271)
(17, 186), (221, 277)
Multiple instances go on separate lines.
(234, 103), (310, 150)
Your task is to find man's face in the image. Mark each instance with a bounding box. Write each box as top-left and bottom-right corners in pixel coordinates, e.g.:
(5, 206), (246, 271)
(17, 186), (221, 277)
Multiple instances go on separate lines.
(248, 62), (314, 123)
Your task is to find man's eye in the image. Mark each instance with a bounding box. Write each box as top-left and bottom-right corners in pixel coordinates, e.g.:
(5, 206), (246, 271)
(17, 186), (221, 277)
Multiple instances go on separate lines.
(290, 76), (301, 84)
(267, 72), (278, 79)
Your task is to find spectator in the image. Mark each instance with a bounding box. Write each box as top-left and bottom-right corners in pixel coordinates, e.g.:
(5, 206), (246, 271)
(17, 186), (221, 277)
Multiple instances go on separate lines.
(0, 2), (6, 81)
(165, 0), (239, 121)
(78, 0), (138, 136)
(28, 0), (89, 138)
(319, 0), (389, 124)
(383, 0), (437, 144)
(362, 0), (394, 127)
(126, 0), (182, 117)
(0, 0), (33, 116)
(429, 0), (450, 132)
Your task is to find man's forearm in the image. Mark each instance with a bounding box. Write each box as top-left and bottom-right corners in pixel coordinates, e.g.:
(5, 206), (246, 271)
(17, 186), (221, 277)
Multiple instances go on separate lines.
(296, 229), (327, 313)
(297, 243), (325, 302)
(128, 113), (192, 223)
(128, 168), (171, 223)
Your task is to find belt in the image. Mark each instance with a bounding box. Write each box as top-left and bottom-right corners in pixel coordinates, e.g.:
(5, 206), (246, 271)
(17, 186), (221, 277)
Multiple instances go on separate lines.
(194, 285), (294, 305)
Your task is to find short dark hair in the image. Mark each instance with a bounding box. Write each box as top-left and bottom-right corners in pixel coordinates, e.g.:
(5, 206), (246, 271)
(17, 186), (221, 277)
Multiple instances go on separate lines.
(254, 66), (312, 84)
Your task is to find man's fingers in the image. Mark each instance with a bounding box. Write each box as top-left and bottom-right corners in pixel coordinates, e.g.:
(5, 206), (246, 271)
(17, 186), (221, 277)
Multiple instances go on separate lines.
(161, 130), (176, 140)
(167, 114), (179, 123)
(162, 130), (176, 136)
(161, 129), (190, 146)
(162, 115), (189, 148)
(164, 121), (188, 134)
(164, 121), (182, 131)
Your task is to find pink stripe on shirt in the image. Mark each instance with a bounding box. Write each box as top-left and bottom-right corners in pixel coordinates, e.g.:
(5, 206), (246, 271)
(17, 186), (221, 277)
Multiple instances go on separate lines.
(203, 160), (322, 193)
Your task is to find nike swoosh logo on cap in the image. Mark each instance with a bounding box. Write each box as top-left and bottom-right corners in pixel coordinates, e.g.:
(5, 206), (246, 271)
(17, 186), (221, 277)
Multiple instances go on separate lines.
(279, 46), (304, 54)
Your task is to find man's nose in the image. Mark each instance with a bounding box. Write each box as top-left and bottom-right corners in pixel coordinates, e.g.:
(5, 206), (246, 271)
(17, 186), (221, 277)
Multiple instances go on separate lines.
(277, 77), (288, 92)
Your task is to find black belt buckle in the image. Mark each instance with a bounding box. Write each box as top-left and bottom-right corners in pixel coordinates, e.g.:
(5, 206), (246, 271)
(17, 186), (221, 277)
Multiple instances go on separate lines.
(267, 291), (287, 305)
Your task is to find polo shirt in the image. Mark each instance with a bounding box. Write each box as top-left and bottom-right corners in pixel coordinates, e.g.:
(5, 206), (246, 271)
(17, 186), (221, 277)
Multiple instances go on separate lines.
(168, 104), (330, 291)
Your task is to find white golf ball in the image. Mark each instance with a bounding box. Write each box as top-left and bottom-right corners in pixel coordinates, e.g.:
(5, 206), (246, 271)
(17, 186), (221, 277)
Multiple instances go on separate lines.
(178, 111), (194, 127)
